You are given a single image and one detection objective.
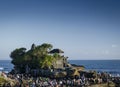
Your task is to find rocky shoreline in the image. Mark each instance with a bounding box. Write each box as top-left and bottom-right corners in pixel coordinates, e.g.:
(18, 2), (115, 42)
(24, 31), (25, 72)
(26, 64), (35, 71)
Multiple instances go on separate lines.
(0, 70), (120, 87)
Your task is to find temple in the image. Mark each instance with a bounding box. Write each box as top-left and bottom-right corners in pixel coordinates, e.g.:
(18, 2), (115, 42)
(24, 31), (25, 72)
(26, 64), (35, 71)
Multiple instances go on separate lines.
(49, 49), (69, 69)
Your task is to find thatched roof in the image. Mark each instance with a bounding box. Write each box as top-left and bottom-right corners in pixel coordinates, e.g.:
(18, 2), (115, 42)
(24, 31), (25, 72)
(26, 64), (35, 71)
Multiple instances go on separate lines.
(49, 49), (64, 53)
(71, 64), (85, 68)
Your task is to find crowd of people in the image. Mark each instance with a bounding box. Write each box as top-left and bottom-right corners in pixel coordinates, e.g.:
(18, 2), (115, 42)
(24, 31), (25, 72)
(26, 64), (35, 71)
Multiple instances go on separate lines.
(1, 71), (119, 87)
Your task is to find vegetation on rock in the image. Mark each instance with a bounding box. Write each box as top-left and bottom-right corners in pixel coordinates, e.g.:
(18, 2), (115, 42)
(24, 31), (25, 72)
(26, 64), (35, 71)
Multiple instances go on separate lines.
(10, 43), (61, 73)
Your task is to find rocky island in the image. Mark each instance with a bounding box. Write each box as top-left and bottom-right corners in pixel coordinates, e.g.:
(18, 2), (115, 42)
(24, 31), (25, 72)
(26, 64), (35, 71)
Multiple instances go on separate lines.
(0, 43), (119, 87)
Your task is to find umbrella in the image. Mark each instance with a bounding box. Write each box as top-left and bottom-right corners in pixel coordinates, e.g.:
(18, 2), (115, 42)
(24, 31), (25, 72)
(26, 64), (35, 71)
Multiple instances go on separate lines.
(49, 49), (64, 53)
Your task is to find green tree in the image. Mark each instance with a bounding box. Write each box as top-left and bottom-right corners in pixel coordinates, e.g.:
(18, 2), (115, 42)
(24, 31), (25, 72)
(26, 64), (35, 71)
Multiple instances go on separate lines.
(10, 43), (55, 72)
(10, 43), (58, 73)
(10, 47), (26, 73)
(39, 55), (55, 69)
(32, 43), (53, 68)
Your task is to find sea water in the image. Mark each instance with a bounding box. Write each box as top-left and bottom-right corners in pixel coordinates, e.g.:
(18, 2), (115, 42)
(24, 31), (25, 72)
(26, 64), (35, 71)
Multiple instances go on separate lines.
(69, 60), (120, 77)
(0, 60), (13, 73)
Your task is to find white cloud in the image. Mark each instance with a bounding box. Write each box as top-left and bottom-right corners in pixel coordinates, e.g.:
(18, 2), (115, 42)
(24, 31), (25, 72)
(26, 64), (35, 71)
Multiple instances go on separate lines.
(102, 50), (109, 55)
(105, 50), (109, 54)
(112, 44), (117, 48)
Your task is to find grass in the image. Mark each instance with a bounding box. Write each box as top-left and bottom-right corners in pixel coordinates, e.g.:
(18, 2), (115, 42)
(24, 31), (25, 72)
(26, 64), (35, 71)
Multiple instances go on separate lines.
(0, 77), (7, 86)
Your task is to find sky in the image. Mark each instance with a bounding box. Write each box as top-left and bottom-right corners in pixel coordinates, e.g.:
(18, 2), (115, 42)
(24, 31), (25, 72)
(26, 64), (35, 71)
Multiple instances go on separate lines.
(0, 0), (120, 60)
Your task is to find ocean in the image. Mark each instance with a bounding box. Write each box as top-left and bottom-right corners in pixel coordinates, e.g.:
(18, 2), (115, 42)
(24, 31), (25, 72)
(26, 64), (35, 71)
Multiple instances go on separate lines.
(0, 60), (120, 77)
(0, 60), (13, 73)
(69, 60), (120, 77)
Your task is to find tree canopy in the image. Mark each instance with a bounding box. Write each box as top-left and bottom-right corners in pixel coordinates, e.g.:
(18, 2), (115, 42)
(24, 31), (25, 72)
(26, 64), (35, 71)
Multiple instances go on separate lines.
(10, 43), (61, 73)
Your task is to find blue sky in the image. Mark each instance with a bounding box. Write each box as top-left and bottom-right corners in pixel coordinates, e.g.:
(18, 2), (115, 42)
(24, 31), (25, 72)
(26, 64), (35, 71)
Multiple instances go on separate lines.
(0, 0), (120, 60)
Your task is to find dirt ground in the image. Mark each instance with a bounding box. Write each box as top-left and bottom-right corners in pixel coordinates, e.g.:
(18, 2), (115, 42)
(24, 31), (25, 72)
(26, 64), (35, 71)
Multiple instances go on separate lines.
(88, 82), (115, 87)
